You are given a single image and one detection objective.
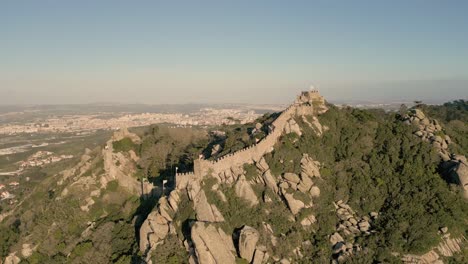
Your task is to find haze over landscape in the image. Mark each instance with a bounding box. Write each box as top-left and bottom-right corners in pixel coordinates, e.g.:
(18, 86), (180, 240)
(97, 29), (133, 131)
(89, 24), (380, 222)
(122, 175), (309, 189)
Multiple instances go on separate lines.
(1, 2), (468, 264)
(1, 0), (467, 105)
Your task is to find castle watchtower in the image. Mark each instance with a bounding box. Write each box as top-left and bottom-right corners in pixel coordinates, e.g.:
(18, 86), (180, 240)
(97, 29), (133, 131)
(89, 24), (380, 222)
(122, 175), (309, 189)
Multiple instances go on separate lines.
(295, 85), (323, 105)
(294, 86), (327, 115)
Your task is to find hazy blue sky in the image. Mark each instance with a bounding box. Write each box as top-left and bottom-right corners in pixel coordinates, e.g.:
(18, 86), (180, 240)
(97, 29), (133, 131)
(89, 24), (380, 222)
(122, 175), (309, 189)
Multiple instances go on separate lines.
(1, 0), (467, 105)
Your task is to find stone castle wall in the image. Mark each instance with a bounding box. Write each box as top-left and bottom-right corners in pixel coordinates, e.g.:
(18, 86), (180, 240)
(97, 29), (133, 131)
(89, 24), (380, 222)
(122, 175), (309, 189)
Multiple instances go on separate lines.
(175, 91), (325, 185)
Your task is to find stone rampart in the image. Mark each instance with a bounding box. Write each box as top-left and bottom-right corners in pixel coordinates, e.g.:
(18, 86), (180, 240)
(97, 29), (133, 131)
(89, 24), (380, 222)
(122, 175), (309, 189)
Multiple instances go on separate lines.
(175, 90), (325, 187)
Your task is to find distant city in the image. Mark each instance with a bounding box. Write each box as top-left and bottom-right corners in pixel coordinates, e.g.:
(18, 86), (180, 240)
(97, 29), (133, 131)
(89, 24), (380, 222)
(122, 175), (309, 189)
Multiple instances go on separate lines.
(0, 104), (287, 135)
(0, 101), (418, 135)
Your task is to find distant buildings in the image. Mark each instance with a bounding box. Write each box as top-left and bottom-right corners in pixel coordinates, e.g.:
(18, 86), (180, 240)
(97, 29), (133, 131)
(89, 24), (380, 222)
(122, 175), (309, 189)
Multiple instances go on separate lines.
(0, 183), (19, 201)
(19, 151), (74, 169)
(1, 191), (15, 200)
(9, 182), (19, 186)
(0, 108), (263, 135)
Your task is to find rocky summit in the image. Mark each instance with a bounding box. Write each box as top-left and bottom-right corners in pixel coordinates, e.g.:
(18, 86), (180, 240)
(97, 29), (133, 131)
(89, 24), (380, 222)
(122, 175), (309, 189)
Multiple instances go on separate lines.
(1, 90), (467, 264)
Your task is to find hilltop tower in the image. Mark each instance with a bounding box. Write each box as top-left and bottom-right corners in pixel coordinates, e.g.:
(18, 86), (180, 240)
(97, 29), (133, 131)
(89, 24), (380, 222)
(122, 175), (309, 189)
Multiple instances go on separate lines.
(294, 87), (327, 115)
(295, 87), (322, 104)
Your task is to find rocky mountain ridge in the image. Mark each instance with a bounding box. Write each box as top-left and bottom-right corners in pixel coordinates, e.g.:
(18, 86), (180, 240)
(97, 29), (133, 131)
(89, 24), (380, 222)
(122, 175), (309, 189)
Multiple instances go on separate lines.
(139, 92), (467, 264)
(139, 90), (329, 263)
(1, 91), (466, 264)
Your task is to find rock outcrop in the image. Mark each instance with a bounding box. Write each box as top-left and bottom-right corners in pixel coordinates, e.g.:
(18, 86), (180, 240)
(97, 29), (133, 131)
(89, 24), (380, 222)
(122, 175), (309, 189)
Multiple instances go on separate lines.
(252, 247), (269, 264)
(256, 157), (279, 194)
(301, 154), (321, 179)
(330, 200), (377, 262)
(284, 118), (302, 136)
(20, 244), (33, 258)
(139, 190), (184, 255)
(101, 136), (141, 194)
(442, 155), (468, 199)
(238, 226), (260, 262)
(194, 189), (225, 223)
(436, 236), (465, 257)
(300, 214), (317, 227)
(211, 144), (222, 156)
(191, 222), (237, 264)
(276, 154), (322, 218)
(282, 191), (306, 215)
(402, 232), (466, 264)
(237, 226), (270, 264)
(3, 253), (20, 264)
(139, 204), (171, 253)
(402, 109), (450, 161)
(235, 175), (259, 206)
(403, 109), (468, 199)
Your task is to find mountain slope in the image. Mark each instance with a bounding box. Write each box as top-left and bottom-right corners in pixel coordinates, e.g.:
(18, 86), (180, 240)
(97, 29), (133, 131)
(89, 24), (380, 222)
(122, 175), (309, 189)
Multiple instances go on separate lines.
(1, 93), (466, 264)
(140, 93), (467, 264)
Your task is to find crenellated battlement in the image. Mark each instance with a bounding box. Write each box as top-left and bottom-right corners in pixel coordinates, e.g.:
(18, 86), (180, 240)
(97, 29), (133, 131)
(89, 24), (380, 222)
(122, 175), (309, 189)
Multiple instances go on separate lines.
(175, 172), (195, 177)
(175, 89), (326, 186)
(295, 89), (324, 105)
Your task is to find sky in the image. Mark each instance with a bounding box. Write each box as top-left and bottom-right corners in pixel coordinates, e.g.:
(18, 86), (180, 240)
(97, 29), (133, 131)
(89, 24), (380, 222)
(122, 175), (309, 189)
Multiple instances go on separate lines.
(0, 0), (467, 105)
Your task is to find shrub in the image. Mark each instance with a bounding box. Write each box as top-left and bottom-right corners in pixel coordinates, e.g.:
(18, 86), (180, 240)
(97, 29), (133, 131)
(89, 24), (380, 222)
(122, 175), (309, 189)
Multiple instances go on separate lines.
(244, 163), (259, 181)
(70, 241), (93, 257)
(106, 180), (119, 192)
(112, 137), (136, 153)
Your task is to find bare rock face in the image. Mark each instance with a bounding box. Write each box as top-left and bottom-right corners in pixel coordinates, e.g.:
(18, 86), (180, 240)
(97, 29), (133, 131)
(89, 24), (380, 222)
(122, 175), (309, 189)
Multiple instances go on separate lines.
(139, 211), (170, 253)
(262, 170), (279, 194)
(297, 174), (313, 193)
(139, 195), (180, 253)
(191, 222), (236, 264)
(284, 118), (302, 136)
(211, 144), (222, 156)
(158, 197), (174, 222)
(436, 236), (464, 257)
(283, 173), (301, 184)
(187, 178), (202, 200)
(238, 226), (260, 262)
(252, 248), (269, 264)
(310, 116), (325, 135)
(102, 136), (141, 194)
(330, 232), (344, 245)
(282, 191), (305, 215)
(445, 157), (468, 199)
(330, 201), (377, 262)
(301, 154), (321, 178)
(235, 175), (259, 206)
(140, 187), (184, 256)
(21, 244), (33, 258)
(402, 251), (442, 264)
(301, 115), (325, 136)
(256, 157), (270, 172)
(168, 190), (181, 212)
(300, 214), (317, 227)
(194, 189), (225, 222)
(310, 186), (320, 197)
(4, 253), (21, 264)
(402, 235), (464, 263)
